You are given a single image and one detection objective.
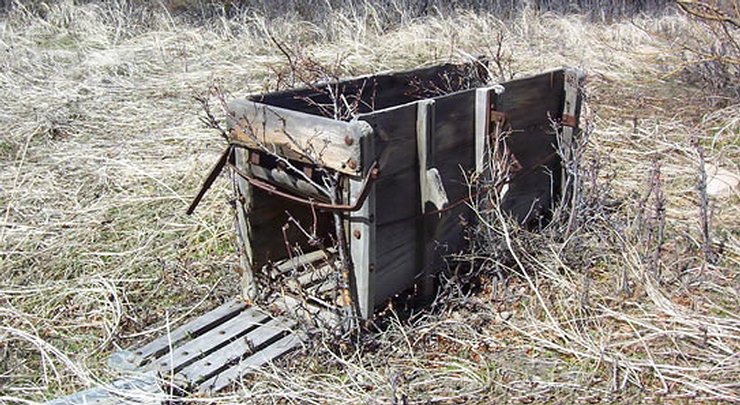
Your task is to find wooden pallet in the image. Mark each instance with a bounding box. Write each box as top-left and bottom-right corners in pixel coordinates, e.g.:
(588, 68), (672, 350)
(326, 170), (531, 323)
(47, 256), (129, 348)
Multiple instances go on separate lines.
(50, 251), (339, 404)
(108, 300), (304, 393)
(50, 302), (304, 404)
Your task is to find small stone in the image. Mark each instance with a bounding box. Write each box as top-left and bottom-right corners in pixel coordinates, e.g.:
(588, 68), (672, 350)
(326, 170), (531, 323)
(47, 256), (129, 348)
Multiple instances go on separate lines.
(705, 163), (739, 197)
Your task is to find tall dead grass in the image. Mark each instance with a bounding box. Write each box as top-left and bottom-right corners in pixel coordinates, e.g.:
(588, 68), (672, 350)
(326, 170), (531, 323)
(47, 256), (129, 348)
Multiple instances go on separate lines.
(0, 1), (737, 403)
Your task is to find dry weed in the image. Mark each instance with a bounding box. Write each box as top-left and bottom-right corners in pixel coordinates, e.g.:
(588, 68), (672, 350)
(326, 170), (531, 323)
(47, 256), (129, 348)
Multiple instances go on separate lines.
(0, 1), (737, 403)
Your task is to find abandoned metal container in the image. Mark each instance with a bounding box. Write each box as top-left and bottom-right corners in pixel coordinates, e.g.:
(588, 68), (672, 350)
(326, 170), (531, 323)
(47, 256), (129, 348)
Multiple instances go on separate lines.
(224, 61), (583, 321)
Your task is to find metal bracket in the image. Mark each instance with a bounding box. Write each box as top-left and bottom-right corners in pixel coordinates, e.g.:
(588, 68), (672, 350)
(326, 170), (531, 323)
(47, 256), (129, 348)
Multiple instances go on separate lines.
(491, 110), (507, 125)
(560, 68), (585, 155)
(417, 100), (448, 212)
(562, 113), (577, 127)
(475, 84), (506, 174)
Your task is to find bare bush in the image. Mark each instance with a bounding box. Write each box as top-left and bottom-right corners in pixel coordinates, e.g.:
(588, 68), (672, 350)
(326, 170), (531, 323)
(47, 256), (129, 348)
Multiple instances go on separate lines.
(671, 0), (740, 100)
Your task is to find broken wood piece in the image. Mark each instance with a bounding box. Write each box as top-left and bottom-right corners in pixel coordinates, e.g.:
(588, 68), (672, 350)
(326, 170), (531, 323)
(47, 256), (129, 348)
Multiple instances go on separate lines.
(227, 100), (363, 176)
(270, 249), (332, 277)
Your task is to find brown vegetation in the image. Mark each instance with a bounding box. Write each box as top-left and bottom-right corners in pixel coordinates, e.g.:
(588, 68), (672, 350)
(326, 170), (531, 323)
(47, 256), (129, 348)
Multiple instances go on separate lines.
(0, 1), (738, 403)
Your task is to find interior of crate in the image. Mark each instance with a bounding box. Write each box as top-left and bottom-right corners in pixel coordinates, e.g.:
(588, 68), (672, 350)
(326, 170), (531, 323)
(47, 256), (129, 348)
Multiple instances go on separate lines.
(248, 61), (489, 117)
(235, 149), (337, 308)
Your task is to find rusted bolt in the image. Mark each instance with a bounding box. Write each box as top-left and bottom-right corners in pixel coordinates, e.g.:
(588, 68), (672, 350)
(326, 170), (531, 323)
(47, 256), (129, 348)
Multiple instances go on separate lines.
(353, 229), (362, 239)
(369, 264), (375, 273)
(347, 159), (358, 170)
(344, 135), (354, 146)
(370, 168), (380, 179)
(562, 113), (577, 127)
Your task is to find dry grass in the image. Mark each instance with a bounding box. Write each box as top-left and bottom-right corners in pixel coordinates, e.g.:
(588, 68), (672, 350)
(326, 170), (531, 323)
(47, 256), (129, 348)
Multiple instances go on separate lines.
(0, 1), (738, 403)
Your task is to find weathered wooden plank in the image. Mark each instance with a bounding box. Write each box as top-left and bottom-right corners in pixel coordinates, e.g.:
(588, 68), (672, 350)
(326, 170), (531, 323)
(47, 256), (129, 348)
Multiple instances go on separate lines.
(197, 333), (303, 393)
(432, 144), (475, 202)
(249, 164), (326, 201)
(505, 125), (557, 168)
(560, 68), (582, 150)
(432, 89), (477, 204)
(284, 262), (335, 293)
(498, 75), (562, 226)
(500, 166), (559, 225)
(270, 293), (338, 327)
(495, 69), (570, 226)
(295, 262), (334, 287)
(416, 87), (479, 285)
(233, 148), (258, 301)
(417, 100), (448, 213)
(498, 70), (564, 130)
(475, 85), (506, 173)
(475, 87), (492, 174)
(115, 300), (246, 369)
(432, 204), (471, 258)
(359, 101), (419, 233)
(227, 99), (361, 175)
(272, 249), (330, 277)
(559, 67), (585, 204)
(374, 217), (418, 304)
(416, 99), (444, 300)
(373, 169), (418, 226)
(367, 92), (480, 306)
(349, 121), (376, 320)
(151, 308), (269, 373)
(358, 101), (418, 177)
(430, 90), (475, 154)
(357, 93), (469, 305)
(178, 318), (296, 384)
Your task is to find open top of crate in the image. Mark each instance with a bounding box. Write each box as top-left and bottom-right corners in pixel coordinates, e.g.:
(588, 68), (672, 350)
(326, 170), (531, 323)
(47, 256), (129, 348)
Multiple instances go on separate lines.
(227, 61), (488, 176)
